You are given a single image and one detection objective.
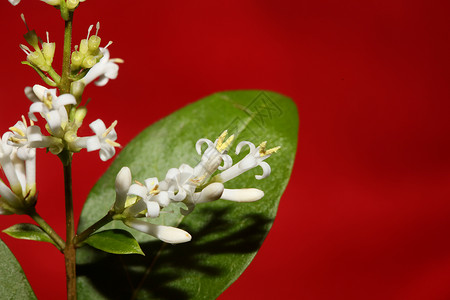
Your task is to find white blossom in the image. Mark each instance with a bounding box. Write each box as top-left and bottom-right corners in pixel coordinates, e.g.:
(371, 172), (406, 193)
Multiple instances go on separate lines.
(79, 48), (123, 86)
(27, 85), (76, 138)
(74, 119), (120, 161)
(216, 141), (280, 183)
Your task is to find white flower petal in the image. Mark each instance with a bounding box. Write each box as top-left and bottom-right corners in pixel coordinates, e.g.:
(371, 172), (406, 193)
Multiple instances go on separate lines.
(89, 119), (107, 136)
(255, 161), (271, 180)
(128, 184), (148, 199)
(145, 201), (160, 218)
(235, 141), (255, 155)
(86, 136), (101, 151)
(99, 144), (115, 161)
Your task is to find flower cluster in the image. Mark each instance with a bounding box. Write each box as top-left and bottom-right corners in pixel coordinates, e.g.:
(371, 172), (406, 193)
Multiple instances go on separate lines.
(110, 131), (279, 244)
(0, 12), (122, 214)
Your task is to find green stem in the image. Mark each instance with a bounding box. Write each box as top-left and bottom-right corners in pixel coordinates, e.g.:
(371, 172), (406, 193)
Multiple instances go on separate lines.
(59, 12), (73, 94)
(47, 67), (62, 83)
(28, 208), (65, 251)
(60, 151), (77, 300)
(74, 212), (114, 246)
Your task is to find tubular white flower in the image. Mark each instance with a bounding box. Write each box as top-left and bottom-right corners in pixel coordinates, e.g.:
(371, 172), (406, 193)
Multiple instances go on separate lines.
(0, 134), (22, 196)
(82, 119), (120, 161)
(216, 141), (280, 183)
(160, 164), (196, 202)
(193, 130), (233, 184)
(123, 219), (191, 244)
(0, 133), (37, 206)
(220, 188), (264, 202)
(80, 48), (123, 86)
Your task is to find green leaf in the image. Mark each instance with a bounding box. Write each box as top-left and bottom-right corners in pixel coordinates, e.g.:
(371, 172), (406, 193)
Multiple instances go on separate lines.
(0, 238), (37, 299)
(83, 229), (145, 255)
(3, 223), (57, 246)
(77, 90), (298, 299)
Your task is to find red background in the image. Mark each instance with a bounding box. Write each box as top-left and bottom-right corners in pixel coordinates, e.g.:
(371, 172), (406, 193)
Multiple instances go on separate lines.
(1, 0), (450, 299)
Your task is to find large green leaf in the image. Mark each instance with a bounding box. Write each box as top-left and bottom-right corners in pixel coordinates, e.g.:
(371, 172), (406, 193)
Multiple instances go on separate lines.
(0, 238), (37, 299)
(76, 91), (298, 299)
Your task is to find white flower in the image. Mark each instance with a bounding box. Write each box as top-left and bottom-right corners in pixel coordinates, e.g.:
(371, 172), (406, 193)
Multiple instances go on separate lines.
(123, 219), (191, 244)
(216, 141), (280, 183)
(6, 116), (45, 152)
(128, 178), (163, 218)
(79, 48), (123, 86)
(0, 133), (37, 213)
(111, 168), (191, 244)
(27, 85), (76, 138)
(74, 119), (120, 161)
(8, 0), (20, 6)
(193, 130), (233, 184)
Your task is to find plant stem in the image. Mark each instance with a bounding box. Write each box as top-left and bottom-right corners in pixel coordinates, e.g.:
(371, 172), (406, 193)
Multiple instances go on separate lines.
(61, 151), (77, 300)
(60, 12), (73, 94)
(28, 208), (65, 251)
(74, 212), (114, 246)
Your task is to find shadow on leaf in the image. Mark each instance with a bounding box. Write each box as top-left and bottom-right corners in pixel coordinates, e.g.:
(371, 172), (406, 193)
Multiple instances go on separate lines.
(77, 205), (273, 300)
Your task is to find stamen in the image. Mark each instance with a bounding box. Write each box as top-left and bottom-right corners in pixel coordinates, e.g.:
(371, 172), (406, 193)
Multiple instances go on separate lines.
(46, 31), (50, 44)
(86, 24), (93, 40)
(134, 180), (143, 186)
(21, 14), (30, 32)
(106, 139), (121, 147)
(19, 44), (31, 55)
(74, 45), (78, 51)
(102, 120), (118, 137)
(111, 58), (124, 63)
(265, 146), (281, 156)
(21, 115), (28, 128)
(9, 126), (25, 137)
(95, 22), (100, 36)
(104, 41), (113, 49)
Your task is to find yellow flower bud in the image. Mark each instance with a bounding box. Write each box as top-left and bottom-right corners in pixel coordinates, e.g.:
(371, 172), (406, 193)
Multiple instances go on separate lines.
(79, 39), (88, 54)
(42, 42), (56, 64)
(71, 51), (83, 70)
(82, 55), (97, 69)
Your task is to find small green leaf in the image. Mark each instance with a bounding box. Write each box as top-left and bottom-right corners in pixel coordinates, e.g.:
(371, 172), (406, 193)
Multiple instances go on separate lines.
(84, 229), (145, 255)
(3, 223), (57, 246)
(77, 90), (298, 300)
(0, 238), (37, 299)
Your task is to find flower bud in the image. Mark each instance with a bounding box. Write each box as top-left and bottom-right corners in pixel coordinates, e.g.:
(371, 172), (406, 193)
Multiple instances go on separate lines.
(71, 51), (83, 70)
(27, 51), (49, 72)
(114, 167), (132, 212)
(74, 106), (87, 127)
(66, 0), (79, 10)
(82, 55), (97, 69)
(42, 42), (56, 64)
(88, 35), (101, 55)
(79, 39), (88, 54)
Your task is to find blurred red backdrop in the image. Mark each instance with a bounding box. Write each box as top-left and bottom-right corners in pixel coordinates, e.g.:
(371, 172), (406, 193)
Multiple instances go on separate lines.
(1, 0), (450, 299)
